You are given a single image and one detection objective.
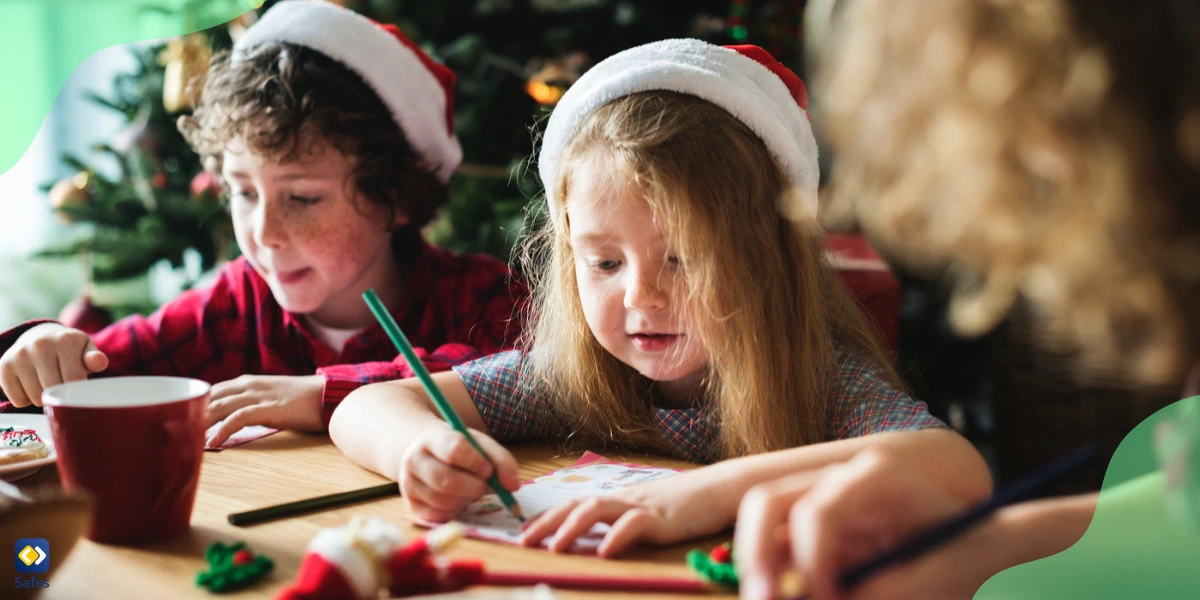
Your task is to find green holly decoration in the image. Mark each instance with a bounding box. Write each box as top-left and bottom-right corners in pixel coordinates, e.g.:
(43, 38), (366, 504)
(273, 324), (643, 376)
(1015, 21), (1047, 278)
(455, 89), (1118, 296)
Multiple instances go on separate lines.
(686, 542), (739, 590)
(196, 541), (274, 593)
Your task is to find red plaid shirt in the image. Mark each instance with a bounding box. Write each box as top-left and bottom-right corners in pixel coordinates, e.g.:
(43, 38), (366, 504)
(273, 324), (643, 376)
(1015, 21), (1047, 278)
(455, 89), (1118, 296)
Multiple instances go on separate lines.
(0, 242), (526, 427)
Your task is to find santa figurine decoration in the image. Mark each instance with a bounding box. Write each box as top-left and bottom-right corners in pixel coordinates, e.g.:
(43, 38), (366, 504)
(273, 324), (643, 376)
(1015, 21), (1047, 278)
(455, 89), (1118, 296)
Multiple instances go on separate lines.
(275, 517), (484, 600)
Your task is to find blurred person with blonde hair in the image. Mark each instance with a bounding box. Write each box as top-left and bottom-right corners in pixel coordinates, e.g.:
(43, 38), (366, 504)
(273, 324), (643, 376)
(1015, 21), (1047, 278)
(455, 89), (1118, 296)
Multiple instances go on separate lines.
(735, 0), (1200, 598)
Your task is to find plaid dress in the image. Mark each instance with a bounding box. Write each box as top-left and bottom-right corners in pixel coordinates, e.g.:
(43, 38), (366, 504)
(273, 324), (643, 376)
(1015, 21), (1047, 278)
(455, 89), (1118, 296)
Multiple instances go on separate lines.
(454, 349), (946, 464)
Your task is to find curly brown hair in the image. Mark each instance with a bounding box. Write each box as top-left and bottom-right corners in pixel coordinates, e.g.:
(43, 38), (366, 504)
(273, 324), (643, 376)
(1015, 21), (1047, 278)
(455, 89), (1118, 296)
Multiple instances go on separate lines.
(178, 42), (448, 254)
(818, 0), (1200, 385)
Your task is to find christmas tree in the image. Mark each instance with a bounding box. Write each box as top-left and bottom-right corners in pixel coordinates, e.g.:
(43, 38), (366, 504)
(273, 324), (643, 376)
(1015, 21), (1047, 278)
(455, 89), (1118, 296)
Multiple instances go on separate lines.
(38, 27), (238, 324)
(353, 0), (808, 256)
(41, 0), (808, 325)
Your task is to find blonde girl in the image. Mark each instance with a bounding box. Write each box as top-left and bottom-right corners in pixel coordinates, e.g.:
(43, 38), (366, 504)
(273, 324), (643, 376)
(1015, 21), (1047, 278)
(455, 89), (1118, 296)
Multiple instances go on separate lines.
(331, 39), (989, 556)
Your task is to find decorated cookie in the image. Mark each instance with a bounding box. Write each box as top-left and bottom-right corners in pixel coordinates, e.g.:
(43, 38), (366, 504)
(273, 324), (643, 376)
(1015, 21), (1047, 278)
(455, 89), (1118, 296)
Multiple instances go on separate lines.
(0, 428), (50, 466)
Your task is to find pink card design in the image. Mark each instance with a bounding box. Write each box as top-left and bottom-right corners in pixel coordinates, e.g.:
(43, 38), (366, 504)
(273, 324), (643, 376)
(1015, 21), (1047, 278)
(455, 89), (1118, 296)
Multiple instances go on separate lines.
(415, 452), (681, 553)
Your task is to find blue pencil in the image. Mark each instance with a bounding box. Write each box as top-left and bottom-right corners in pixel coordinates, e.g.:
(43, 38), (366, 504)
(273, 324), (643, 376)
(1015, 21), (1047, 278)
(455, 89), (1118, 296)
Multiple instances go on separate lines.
(838, 446), (1098, 590)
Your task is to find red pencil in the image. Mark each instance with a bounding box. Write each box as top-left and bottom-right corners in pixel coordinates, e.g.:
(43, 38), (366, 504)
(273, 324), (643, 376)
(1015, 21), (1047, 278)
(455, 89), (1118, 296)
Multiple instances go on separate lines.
(483, 571), (716, 594)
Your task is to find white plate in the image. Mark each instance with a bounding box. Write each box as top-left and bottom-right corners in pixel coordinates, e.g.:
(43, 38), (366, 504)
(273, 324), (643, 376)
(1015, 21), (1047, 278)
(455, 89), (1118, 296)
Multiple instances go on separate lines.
(0, 414), (57, 481)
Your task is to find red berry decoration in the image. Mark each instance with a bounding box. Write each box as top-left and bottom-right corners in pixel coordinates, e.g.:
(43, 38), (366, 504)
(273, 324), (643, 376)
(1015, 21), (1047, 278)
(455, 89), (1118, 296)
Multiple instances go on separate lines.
(197, 541), (273, 593)
(687, 542), (738, 590)
(232, 549), (255, 566)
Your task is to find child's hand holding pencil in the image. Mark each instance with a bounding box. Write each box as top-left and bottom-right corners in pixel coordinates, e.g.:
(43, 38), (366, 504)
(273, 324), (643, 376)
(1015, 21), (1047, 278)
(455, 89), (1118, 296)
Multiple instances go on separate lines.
(362, 288), (526, 523)
(734, 450), (972, 600)
(734, 447), (1096, 600)
(399, 424), (521, 523)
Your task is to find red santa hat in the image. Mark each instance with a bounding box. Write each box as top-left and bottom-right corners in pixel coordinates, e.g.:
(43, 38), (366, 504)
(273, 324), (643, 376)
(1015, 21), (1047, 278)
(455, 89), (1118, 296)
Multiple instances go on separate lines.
(275, 517), (407, 600)
(233, 0), (461, 182)
(538, 38), (819, 219)
(275, 519), (483, 600)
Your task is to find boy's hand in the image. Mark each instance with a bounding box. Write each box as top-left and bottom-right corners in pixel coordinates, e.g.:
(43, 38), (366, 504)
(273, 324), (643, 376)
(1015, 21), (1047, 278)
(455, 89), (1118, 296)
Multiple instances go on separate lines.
(0, 323), (108, 407)
(205, 374), (326, 447)
(517, 468), (730, 557)
(399, 425), (520, 523)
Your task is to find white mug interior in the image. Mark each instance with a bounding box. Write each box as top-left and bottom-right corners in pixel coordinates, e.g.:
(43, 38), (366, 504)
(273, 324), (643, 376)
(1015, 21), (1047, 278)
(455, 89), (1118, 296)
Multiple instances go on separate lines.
(42, 377), (211, 408)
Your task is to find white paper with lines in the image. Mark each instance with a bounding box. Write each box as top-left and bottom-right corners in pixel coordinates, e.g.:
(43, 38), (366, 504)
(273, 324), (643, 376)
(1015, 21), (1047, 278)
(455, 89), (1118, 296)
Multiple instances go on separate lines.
(415, 452), (680, 553)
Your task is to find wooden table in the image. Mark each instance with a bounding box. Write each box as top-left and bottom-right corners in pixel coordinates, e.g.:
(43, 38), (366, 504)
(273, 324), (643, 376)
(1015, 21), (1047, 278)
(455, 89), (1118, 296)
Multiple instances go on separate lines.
(17, 431), (733, 599)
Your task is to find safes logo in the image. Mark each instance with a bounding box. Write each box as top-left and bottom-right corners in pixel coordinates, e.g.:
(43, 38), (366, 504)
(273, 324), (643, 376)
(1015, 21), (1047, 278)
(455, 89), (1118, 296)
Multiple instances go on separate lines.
(14, 539), (48, 574)
(13, 538), (50, 590)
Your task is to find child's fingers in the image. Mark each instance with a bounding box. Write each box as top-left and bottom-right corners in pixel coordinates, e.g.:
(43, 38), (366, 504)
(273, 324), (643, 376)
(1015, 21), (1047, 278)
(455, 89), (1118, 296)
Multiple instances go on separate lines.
(518, 499), (582, 547)
(206, 404), (272, 448)
(426, 429), (494, 479)
(787, 492), (850, 600)
(406, 448), (490, 500)
(31, 350), (63, 400)
(209, 376), (252, 402)
(472, 433), (521, 490)
(57, 342), (90, 384)
(403, 495), (446, 524)
(0, 362), (32, 408)
(402, 473), (471, 522)
(546, 497), (630, 553)
(15, 362), (45, 407)
(82, 346), (108, 374)
(206, 394), (258, 428)
(734, 470), (825, 600)
(787, 454), (920, 600)
(597, 508), (659, 557)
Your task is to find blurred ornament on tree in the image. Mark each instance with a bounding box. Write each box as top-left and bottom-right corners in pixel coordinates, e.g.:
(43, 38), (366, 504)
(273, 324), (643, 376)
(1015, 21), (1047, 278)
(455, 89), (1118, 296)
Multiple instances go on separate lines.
(190, 171), (222, 203)
(727, 0), (749, 41)
(525, 52), (589, 106)
(57, 290), (114, 334)
(159, 33), (212, 113)
(48, 173), (93, 223)
(691, 14), (727, 37)
(110, 108), (163, 158)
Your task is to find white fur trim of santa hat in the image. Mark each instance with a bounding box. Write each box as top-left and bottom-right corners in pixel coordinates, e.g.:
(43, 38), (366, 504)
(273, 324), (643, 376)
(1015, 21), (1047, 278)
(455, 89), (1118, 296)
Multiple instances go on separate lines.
(539, 38), (819, 219)
(305, 517), (407, 599)
(233, 0), (462, 182)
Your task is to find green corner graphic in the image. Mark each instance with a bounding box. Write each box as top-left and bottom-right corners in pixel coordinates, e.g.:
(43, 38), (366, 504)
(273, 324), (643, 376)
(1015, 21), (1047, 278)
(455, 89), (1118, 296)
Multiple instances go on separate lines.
(0, 0), (256, 177)
(976, 396), (1200, 599)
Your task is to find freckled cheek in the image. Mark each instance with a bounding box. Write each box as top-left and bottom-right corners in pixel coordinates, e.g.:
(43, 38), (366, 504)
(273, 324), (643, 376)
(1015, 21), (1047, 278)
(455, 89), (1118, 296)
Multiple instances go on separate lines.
(295, 213), (383, 269)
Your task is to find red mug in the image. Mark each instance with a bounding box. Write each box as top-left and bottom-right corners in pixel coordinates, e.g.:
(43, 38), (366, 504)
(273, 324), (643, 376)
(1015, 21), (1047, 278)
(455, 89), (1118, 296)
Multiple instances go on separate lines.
(42, 377), (209, 544)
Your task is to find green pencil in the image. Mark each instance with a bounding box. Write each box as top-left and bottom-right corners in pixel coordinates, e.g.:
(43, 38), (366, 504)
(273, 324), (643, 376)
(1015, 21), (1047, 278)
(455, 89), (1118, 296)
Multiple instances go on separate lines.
(228, 482), (399, 526)
(363, 289), (525, 522)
